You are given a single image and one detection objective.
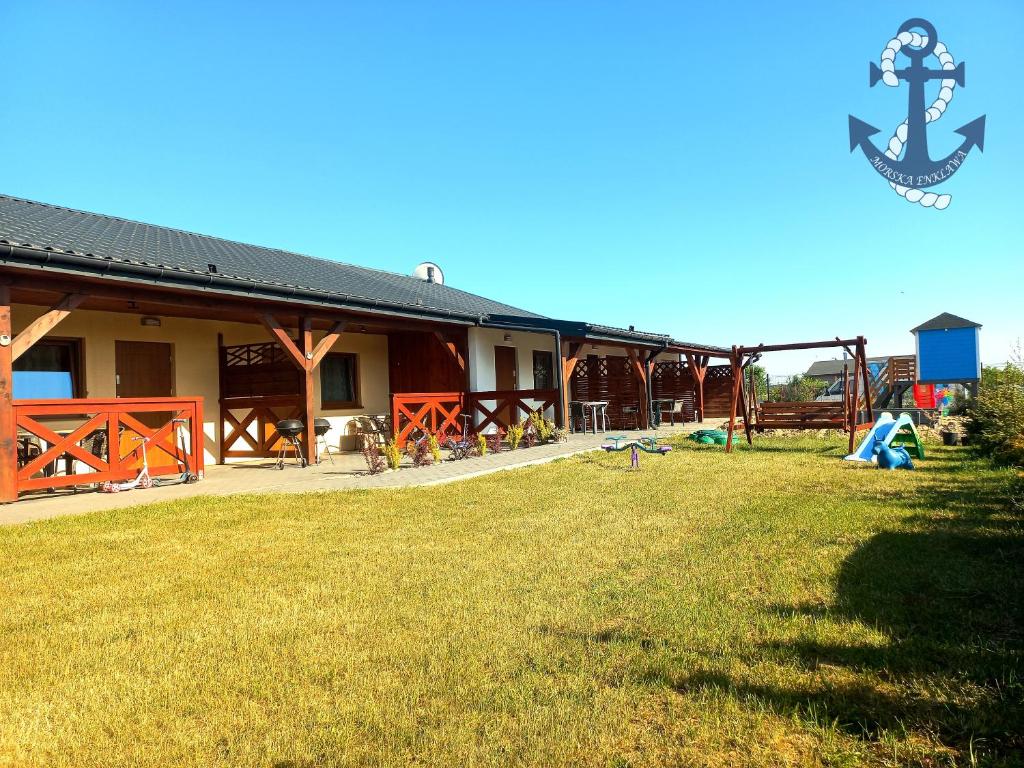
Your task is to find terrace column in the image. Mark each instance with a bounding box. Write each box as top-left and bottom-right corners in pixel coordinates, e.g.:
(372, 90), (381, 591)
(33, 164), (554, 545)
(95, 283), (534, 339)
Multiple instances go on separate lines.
(627, 348), (650, 429)
(559, 342), (581, 428)
(300, 317), (316, 464)
(260, 315), (344, 465)
(685, 353), (709, 422)
(0, 286), (15, 502)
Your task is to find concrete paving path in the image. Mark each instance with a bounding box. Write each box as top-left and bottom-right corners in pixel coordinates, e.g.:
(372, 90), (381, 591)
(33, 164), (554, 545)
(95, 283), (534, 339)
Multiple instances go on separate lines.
(2, 422), (711, 526)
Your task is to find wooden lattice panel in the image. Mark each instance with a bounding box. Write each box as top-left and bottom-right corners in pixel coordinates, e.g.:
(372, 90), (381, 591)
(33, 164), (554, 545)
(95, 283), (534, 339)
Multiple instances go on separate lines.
(220, 342), (301, 400)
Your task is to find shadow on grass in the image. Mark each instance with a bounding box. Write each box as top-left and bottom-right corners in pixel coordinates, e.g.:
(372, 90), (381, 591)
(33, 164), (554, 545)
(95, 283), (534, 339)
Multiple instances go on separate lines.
(643, 453), (1023, 760)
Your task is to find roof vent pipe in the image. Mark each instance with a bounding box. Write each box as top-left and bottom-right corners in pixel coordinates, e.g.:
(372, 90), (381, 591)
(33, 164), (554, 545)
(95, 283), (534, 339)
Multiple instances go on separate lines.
(426, 265), (435, 283)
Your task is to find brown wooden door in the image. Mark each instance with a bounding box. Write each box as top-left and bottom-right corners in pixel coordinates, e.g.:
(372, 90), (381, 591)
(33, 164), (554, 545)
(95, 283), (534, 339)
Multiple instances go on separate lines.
(494, 345), (517, 427)
(115, 341), (174, 428)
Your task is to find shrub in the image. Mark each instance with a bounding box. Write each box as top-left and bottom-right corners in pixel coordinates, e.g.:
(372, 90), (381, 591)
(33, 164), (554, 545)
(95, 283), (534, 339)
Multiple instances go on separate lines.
(967, 359), (1024, 466)
(383, 440), (403, 470)
(361, 443), (387, 474)
(428, 433), (442, 464)
(771, 374), (824, 402)
(529, 411), (554, 441)
(507, 422), (525, 450)
(747, 363), (769, 403)
(406, 437), (434, 468)
(551, 426), (568, 443)
(485, 429), (504, 454)
(476, 433), (488, 457)
(523, 423), (538, 448)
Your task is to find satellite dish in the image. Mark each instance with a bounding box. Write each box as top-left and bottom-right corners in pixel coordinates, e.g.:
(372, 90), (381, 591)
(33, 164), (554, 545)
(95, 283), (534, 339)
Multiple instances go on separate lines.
(412, 261), (444, 285)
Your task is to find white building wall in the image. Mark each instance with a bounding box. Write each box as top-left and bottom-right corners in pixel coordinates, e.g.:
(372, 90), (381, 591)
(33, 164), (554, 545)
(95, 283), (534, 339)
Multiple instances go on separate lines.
(467, 327), (558, 431)
(10, 304), (390, 463)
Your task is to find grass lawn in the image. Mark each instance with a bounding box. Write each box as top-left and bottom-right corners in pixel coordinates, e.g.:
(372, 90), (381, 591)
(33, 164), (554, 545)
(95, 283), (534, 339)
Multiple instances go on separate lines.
(1, 436), (1022, 767)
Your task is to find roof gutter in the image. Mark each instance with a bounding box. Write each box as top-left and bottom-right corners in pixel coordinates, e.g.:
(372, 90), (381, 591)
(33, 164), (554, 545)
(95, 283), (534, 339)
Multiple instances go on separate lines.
(0, 243), (482, 325)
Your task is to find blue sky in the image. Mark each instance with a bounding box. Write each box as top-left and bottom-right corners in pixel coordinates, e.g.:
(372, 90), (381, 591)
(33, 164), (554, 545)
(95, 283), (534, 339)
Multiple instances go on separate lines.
(2, 1), (1021, 374)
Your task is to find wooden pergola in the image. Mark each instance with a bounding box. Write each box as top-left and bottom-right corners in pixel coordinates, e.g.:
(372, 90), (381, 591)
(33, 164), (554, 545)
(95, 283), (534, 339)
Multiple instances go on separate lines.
(557, 337), (729, 430)
(725, 336), (874, 454)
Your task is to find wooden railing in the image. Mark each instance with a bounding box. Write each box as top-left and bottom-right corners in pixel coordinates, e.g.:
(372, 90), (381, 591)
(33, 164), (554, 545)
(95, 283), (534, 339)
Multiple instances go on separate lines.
(12, 397), (203, 495)
(756, 401), (848, 431)
(867, 355), (917, 407)
(220, 394), (304, 460)
(391, 392), (465, 447)
(466, 389), (558, 434)
(390, 389), (559, 446)
(889, 355), (916, 386)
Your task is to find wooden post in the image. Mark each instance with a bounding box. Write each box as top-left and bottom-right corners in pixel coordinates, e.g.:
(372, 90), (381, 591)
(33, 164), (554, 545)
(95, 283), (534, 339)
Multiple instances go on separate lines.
(858, 337), (873, 424)
(0, 286), (16, 502)
(685, 353), (708, 422)
(627, 348), (649, 429)
(300, 317), (315, 465)
(259, 314), (345, 466)
(848, 345), (862, 455)
(560, 342), (581, 429)
(737, 359), (753, 445)
(725, 346), (740, 453)
(841, 361), (849, 435)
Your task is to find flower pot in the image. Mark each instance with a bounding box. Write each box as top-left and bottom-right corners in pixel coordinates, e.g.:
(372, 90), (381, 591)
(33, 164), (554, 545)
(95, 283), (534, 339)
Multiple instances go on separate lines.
(940, 431), (959, 446)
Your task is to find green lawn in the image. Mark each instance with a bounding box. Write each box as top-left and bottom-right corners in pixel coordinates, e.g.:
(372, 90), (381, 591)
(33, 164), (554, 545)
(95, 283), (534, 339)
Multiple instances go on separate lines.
(1, 437), (1021, 767)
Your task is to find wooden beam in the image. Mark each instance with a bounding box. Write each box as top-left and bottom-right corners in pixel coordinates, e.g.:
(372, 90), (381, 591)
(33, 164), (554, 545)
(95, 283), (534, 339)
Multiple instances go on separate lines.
(725, 346), (740, 453)
(848, 342), (862, 454)
(685, 352), (708, 422)
(2, 270), (475, 335)
(561, 342), (582, 378)
(627, 348), (650, 429)
(737, 370), (753, 445)
(432, 331), (466, 371)
(10, 293), (85, 362)
(738, 338), (867, 355)
(0, 285), (15, 502)
(259, 314), (307, 371)
(310, 321), (345, 369)
(858, 336), (873, 424)
(559, 342), (582, 428)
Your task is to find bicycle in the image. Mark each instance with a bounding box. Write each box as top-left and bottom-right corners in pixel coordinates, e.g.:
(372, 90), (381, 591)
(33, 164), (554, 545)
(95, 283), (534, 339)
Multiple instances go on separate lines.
(443, 414), (476, 460)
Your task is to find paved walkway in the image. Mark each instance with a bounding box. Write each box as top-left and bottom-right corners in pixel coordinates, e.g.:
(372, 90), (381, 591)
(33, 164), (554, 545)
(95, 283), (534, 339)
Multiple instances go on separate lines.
(2, 422), (711, 525)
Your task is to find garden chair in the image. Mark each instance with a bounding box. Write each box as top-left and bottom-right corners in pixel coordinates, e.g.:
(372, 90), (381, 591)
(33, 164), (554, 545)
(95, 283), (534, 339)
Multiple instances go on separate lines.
(357, 414), (391, 449)
(658, 399), (686, 426)
(569, 401), (588, 434)
(620, 403), (641, 430)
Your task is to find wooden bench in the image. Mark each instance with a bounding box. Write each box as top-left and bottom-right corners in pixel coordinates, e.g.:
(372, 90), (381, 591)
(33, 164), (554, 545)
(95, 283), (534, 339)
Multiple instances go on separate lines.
(755, 401), (848, 431)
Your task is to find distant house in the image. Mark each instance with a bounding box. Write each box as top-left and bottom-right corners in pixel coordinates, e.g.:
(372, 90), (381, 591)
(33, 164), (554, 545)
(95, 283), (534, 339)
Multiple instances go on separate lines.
(804, 356), (892, 385)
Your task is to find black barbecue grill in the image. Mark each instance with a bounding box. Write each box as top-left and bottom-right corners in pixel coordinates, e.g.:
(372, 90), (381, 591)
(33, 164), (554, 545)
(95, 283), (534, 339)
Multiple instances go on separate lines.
(313, 418), (334, 464)
(275, 419), (307, 469)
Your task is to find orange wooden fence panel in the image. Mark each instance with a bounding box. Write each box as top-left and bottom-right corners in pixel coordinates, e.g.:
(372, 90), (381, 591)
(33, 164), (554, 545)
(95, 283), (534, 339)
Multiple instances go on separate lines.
(391, 392), (465, 447)
(467, 389), (558, 433)
(13, 397), (203, 495)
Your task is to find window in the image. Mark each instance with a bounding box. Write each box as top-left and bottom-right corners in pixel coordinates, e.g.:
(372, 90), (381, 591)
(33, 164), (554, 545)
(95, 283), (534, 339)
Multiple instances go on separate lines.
(320, 352), (360, 409)
(13, 338), (84, 398)
(533, 350), (554, 390)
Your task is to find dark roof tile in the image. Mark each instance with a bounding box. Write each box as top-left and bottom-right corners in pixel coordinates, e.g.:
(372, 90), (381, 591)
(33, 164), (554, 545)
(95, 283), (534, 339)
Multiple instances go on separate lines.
(0, 194), (543, 320)
(911, 313), (982, 332)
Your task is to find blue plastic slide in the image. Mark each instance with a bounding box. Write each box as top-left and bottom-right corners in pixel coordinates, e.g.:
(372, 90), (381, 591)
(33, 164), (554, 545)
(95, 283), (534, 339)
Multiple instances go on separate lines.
(845, 411), (916, 462)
